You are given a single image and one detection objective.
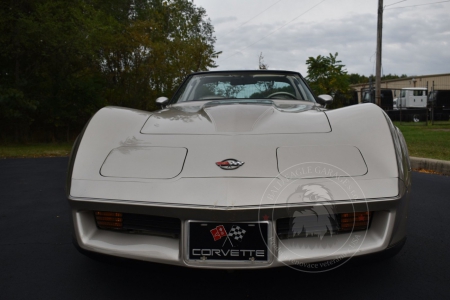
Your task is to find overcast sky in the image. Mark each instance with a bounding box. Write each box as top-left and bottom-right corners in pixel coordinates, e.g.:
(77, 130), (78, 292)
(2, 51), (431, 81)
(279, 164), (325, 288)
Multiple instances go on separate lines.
(193, 0), (450, 77)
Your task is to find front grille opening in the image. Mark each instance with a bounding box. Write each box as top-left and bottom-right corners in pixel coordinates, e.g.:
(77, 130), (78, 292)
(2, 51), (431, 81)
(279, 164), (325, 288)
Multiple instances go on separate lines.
(94, 211), (181, 238)
(276, 211), (373, 240)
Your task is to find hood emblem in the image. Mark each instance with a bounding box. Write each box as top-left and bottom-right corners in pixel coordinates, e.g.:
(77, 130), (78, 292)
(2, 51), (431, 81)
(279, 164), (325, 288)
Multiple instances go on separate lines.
(216, 159), (245, 170)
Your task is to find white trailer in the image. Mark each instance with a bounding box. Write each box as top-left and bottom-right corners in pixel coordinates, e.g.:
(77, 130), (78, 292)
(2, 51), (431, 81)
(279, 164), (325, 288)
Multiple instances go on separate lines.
(398, 88), (427, 108)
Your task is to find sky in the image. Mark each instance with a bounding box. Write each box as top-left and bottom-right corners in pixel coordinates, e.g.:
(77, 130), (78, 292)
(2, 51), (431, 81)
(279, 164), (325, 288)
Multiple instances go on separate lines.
(193, 0), (450, 77)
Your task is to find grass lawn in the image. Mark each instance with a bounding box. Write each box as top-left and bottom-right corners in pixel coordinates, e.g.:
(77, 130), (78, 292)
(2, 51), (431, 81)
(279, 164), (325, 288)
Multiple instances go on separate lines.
(395, 121), (450, 161)
(0, 142), (73, 159)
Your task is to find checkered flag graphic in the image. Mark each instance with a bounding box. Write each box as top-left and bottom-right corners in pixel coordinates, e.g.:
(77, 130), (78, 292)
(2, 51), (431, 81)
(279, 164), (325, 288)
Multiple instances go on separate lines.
(228, 225), (246, 242)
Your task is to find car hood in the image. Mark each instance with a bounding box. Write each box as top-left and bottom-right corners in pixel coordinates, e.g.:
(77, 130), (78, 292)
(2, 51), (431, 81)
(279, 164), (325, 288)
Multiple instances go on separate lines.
(141, 100), (330, 135)
(70, 104), (401, 205)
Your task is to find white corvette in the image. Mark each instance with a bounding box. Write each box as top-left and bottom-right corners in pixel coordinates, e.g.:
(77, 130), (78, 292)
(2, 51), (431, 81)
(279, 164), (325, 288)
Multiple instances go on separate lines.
(67, 70), (411, 270)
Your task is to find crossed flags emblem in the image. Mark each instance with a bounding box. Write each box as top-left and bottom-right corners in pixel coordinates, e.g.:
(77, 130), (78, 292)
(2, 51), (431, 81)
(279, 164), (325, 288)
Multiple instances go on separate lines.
(210, 225), (246, 247)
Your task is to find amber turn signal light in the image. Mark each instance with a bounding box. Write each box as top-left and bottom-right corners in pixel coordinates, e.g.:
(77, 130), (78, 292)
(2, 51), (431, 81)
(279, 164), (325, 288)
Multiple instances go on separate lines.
(94, 211), (123, 229)
(339, 211), (372, 232)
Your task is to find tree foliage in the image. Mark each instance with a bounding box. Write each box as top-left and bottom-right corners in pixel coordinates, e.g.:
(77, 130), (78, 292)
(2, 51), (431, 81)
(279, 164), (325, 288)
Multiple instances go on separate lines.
(306, 53), (408, 108)
(0, 0), (219, 142)
(348, 73), (408, 85)
(306, 52), (349, 95)
(348, 73), (369, 85)
(381, 73), (408, 80)
(258, 52), (268, 70)
(306, 52), (350, 108)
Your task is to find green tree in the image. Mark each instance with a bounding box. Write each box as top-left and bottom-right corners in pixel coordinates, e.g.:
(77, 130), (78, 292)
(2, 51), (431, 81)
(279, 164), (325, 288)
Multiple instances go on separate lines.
(86, 0), (220, 110)
(0, 0), (107, 141)
(0, 0), (219, 142)
(382, 73), (408, 80)
(348, 73), (369, 85)
(306, 52), (350, 108)
(348, 73), (408, 85)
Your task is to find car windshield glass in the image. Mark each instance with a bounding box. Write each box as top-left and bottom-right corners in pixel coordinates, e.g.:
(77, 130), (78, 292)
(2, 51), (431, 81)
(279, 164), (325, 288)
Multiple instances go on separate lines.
(172, 72), (316, 103)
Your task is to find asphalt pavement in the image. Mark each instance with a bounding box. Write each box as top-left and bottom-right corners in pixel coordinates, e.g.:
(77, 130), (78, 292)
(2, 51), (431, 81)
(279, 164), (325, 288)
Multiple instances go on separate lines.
(0, 157), (449, 299)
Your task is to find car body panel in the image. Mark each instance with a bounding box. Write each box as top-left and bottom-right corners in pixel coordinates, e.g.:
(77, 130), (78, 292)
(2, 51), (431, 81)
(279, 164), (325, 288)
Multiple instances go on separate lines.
(100, 146), (188, 179)
(276, 145), (367, 177)
(70, 177), (400, 207)
(141, 101), (331, 135)
(71, 104), (398, 187)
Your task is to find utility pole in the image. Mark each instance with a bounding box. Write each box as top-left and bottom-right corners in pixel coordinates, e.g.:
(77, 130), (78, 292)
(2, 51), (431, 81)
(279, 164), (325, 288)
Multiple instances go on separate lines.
(375, 0), (383, 106)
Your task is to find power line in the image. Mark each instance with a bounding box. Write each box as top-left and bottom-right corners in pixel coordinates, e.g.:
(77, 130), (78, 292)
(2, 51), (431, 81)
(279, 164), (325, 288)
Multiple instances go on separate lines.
(223, 0), (285, 37)
(218, 0), (285, 51)
(384, 0), (407, 8)
(385, 0), (450, 9)
(221, 0), (327, 62)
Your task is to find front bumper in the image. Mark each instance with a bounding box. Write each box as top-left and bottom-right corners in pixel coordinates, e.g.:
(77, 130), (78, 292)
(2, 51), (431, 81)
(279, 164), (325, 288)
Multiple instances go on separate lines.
(68, 180), (410, 269)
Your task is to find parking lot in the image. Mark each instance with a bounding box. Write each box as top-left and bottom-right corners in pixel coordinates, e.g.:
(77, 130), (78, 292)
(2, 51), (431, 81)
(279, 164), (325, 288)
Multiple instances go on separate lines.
(1, 157), (449, 299)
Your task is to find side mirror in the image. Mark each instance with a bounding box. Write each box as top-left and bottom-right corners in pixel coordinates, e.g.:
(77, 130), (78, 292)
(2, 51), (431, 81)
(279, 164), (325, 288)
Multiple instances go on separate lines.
(156, 96), (169, 108)
(317, 94), (333, 108)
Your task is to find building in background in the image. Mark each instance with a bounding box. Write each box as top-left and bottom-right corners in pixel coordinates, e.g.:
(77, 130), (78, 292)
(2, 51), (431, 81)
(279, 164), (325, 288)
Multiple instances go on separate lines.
(351, 73), (450, 103)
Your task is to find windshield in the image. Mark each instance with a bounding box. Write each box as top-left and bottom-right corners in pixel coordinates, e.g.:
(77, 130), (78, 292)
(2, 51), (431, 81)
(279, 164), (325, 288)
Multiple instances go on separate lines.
(171, 72), (316, 103)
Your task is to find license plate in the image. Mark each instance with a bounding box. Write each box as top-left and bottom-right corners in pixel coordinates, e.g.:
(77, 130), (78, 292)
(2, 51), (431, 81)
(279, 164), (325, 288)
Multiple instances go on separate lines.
(188, 222), (269, 262)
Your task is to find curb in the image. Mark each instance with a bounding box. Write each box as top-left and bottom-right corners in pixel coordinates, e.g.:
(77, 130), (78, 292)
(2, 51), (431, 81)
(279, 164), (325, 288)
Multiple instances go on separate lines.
(410, 157), (450, 176)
